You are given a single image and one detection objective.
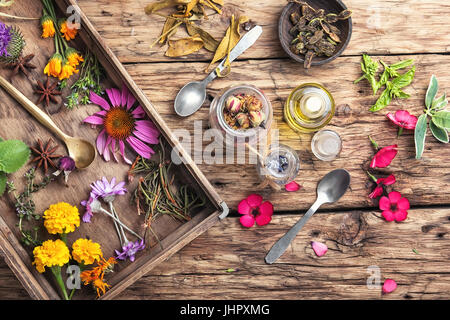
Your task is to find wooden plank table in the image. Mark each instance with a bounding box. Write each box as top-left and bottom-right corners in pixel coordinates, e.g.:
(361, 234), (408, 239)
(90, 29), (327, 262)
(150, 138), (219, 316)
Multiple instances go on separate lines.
(1, 0), (449, 299)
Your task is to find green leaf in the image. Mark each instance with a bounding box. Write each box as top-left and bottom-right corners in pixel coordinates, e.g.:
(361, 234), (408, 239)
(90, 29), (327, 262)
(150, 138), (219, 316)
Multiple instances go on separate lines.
(432, 111), (450, 129)
(0, 140), (30, 174)
(415, 114), (428, 159)
(390, 59), (414, 71)
(0, 171), (6, 196)
(430, 121), (449, 143)
(425, 75), (438, 109)
(412, 248), (420, 255)
(370, 86), (392, 112)
(391, 66), (416, 89)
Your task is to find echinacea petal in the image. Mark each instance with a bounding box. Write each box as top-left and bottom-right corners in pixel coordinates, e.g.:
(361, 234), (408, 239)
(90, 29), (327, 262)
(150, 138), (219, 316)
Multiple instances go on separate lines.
(382, 210), (395, 222)
(246, 194), (263, 208)
(96, 129), (107, 156)
(239, 214), (255, 228)
(285, 181), (302, 192)
(135, 120), (160, 137)
(121, 84), (128, 107)
(131, 105), (146, 118)
(259, 201), (274, 217)
(133, 127), (160, 145)
(397, 197), (410, 211)
(126, 136), (154, 159)
(382, 279), (397, 294)
(394, 209), (408, 222)
(311, 241), (328, 257)
(127, 91), (137, 110)
(110, 139), (119, 162)
(90, 92), (110, 110)
(379, 196), (391, 211)
(103, 136), (113, 161)
(106, 88), (119, 107)
(388, 191), (402, 204)
(83, 115), (104, 125)
(237, 199), (251, 215)
(119, 140), (133, 165)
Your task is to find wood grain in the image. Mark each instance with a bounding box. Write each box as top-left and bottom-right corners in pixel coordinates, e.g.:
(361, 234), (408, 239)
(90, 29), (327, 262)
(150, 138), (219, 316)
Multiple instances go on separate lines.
(72, 0), (450, 63)
(123, 54), (450, 212)
(2, 207), (450, 300)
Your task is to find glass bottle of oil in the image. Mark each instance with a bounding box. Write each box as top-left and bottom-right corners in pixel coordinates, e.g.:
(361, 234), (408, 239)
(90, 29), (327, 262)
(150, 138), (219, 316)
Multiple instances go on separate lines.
(284, 83), (335, 133)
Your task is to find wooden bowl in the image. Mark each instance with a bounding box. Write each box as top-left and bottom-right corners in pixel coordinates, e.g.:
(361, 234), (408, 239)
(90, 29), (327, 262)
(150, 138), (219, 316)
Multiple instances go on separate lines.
(278, 0), (352, 67)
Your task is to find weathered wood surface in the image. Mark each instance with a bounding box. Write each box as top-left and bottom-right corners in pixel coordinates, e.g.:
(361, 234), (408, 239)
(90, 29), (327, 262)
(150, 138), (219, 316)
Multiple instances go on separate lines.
(75, 0), (450, 63)
(1, 0), (450, 300)
(2, 208), (449, 299)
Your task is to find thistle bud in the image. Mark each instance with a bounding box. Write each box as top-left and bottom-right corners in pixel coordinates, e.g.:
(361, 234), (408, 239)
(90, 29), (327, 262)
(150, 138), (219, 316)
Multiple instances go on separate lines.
(225, 95), (242, 114)
(249, 111), (266, 127)
(246, 96), (263, 112)
(235, 113), (250, 129)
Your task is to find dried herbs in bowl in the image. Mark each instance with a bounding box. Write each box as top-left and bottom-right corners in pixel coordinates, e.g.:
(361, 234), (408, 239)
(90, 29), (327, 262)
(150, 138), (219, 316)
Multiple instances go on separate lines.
(279, 0), (352, 68)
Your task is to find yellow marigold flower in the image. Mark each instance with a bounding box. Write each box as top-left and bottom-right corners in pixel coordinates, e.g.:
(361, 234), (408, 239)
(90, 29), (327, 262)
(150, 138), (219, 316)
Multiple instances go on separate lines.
(32, 239), (71, 273)
(66, 48), (84, 68)
(60, 20), (78, 41)
(43, 202), (80, 235)
(44, 53), (63, 78)
(72, 238), (103, 265)
(41, 16), (55, 38)
(58, 61), (79, 80)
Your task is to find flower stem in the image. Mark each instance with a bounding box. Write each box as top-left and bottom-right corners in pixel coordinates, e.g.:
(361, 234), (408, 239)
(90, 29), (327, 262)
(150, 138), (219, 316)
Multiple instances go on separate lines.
(366, 171), (378, 183)
(51, 266), (69, 300)
(100, 207), (143, 240)
(397, 127), (403, 137)
(368, 135), (379, 150)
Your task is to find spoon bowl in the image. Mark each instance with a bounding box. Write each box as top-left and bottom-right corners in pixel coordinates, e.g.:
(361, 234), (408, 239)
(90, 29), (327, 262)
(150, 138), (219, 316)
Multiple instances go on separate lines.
(265, 169), (351, 264)
(65, 136), (97, 169)
(174, 81), (207, 117)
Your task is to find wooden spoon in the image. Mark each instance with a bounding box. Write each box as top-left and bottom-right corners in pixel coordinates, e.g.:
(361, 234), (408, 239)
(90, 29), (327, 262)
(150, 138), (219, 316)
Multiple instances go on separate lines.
(0, 75), (96, 169)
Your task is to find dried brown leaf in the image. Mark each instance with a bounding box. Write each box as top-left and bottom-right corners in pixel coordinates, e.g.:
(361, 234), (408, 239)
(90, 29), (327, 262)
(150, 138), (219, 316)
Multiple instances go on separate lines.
(186, 23), (219, 52)
(165, 36), (204, 57)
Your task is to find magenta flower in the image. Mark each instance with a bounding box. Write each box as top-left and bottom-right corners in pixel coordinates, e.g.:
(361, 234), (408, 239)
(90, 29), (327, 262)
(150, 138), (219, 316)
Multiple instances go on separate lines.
(83, 84), (160, 164)
(237, 194), (274, 228)
(370, 144), (398, 168)
(311, 241), (328, 257)
(369, 174), (396, 199)
(91, 177), (126, 200)
(387, 110), (418, 130)
(81, 193), (97, 223)
(285, 181), (302, 192)
(379, 191), (410, 222)
(115, 239), (145, 262)
(382, 279), (397, 294)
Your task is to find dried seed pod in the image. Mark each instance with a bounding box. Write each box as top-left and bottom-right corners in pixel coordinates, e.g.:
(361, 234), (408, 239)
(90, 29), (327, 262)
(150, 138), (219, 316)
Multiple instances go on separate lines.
(320, 20), (331, 34)
(325, 13), (338, 23)
(337, 9), (352, 20)
(328, 32), (341, 43)
(309, 30), (324, 45)
(290, 12), (300, 25)
(301, 4), (316, 20)
(304, 50), (315, 69)
(314, 9), (325, 19)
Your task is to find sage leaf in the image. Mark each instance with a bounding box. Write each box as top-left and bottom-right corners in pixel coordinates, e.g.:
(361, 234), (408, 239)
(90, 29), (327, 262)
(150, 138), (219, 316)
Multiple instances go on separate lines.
(0, 140), (30, 174)
(432, 93), (447, 110)
(415, 114), (428, 159)
(0, 171), (6, 196)
(431, 111), (450, 129)
(425, 75), (438, 108)
(430, 121), (449, 143)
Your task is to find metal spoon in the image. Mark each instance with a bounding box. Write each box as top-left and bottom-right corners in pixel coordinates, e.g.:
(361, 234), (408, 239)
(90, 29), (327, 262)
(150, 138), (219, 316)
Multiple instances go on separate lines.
(265, 169), (351, 264)
(174, 25), (263, 117)
(0, 75), (96, 169)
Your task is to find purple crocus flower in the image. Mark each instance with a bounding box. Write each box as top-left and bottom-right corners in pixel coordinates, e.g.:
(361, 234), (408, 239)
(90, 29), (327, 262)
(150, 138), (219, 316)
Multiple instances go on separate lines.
(115, 239), (145, 262)
(0, 22), (12, 57)
(90, 177), (127, 203)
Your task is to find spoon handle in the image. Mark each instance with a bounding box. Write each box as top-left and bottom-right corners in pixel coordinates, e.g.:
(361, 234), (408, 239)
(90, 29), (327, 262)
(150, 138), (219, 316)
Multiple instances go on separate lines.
(265, 200), (322, 264)
(0, 75), (68, 140)
(204, 25), (263, 84)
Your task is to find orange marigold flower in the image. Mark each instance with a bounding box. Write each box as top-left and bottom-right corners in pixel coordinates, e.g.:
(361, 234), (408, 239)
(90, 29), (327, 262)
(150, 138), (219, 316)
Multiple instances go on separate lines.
(93, 278), (110, 297)
(44, 53), (63, 78)
(60, 20), (78, 41)
(80, 257), (116, 296)
(41, 16), (55, 38)
(58, 61), (79, 80)
(66, 48), (84, 68)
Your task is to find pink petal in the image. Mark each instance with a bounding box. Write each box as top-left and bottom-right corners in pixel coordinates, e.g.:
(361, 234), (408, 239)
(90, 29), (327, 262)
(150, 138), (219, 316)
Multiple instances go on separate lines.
(388, 191), (402, 204)
(259, 201), (274, 217)
(370, 145), (398, 168)
(135, 120), (160, 136)
(111, 139), (119, 162)
(386, 112), (399, 126)
(255, 212), (272, 226)
(94, 110), (107, 117)
(311, 241), (328, 257)
(379, 196), (391, 211)
(285, 181), (302, 192)
(83, 115), (104, 125)
(96, 129), (107, 156)
(404, 114), (418, 130)
(382, 210), (395, 222)
(121, 84), (128, 107)
(382, 279), (397, 294)
(90, 92), (110, 110)
(394, 209), (408, 222)
(103, 136), (112, 162)
(119, 140), (133, 165)
(82, 212), (92, 223)
(369, 185), (383, 199)
(131, 105), (146, 118)
(133, 127), (159, 145)
(106, 88), (119, 107)
(127, 93), (136, 110)
(395, 110), (412, 124)
(240, 214), (255, 228)
(397, 197), (410, 211)
(246, 194), (263, 208)
(377, 174), (396, 186)
(237, 199), (251, 215)
(126, 136), (154, 159)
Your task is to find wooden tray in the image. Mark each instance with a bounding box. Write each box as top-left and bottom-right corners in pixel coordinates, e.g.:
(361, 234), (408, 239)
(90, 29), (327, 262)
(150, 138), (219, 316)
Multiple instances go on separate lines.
(0, 0), (227, 300)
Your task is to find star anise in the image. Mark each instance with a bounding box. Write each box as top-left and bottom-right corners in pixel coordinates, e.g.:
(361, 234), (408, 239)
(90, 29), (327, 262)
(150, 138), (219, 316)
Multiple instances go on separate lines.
(6, 54), (36, 77)
(34, 78), (62, 107)
(30, 138), (62, 174)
